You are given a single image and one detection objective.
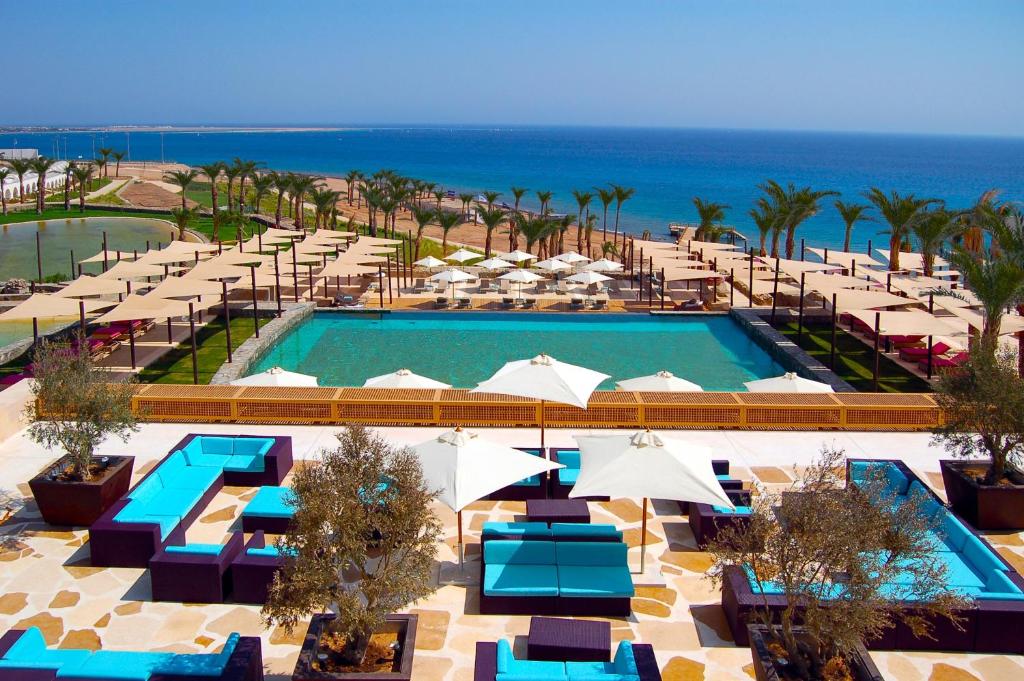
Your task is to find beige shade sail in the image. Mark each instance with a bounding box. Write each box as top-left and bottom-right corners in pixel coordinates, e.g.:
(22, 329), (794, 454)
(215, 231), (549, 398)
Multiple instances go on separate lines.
(353, 236), (402, 246)
(79, 250), (139, 264)
(730, 267), (779, 281)
(185, 261), (254, 280)
(845, 309), (960, 336)
(136, 249), (215, 266)
(337, 252), (390, 264)
(91, 294), (216, 324)
(631, 239), (681, 251)
(747, 279), (802, 296)
(0, 294), (111, 320)
(661, 268), (725, 282)
(802, 272), (879, 290)
(207, 249), (272, 266)
(815, 286), (919, 313)
(941, 306), (1024, 335)
(679, 239), (740, 251)
(318, 260), (381, 278)
(55, 275), (131, 298)
(98, 261), (183, 280)
(875, 249), (949, 271)
(761, 256), (844, 279)
(345, 244), (399, 255)
(295, 242), (340, 255)
(309, 229), (356, 239)
(261, 227), (304, 241)
(806, 247), (883, 269)
(148, 277), (237, 298)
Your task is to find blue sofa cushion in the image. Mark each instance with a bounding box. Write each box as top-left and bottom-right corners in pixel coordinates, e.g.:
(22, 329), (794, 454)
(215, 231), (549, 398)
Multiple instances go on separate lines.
(162, 465), (221, 492)
(961, 533), (1006, 576)
(150, 487), (205, 517)
(485, 540), (556, 566)
(198, 437), (236, 456)
(550, 523), (622, 540)
(941, 553), (986, 589)
(165, 543), (226, 556)
(156, 633), (238, 677)
(712, 505), (751, 515)
(72, 651), (176, 680)
(224, 454), (264, 473)
(555, 541), (628, 567)
(984, 569), (1022, 594)
(247, 545), (293, 558)
(612, 641), (637, 675)
(127, 475), (163, 504)
(113, 505), (180, 540)
(939, 514), (972, 552)
(484, 564), (559, 597)
(483, 522), (552, 539)
(243, 486), (295, 518)
(495, 639), (566, 680)
(181, 447), (231, 469)
(851, 461), (911, 496)
(232, 438), (273, 456)
(557, 565), (634, 598)
(557, 451), (580, 485)
(1, 628), (91, 673)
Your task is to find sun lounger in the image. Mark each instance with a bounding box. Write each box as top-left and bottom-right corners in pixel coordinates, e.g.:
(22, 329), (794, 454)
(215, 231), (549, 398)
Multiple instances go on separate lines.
(556, 281), (571, 295)
(570, 297), (585, 311)
(501, 297), (515, 309)
(591, 298), (607, 311)
(899, 341), (952, 362)
(435, 297), (450, 309)
(886, 334), (925, 348)
(919, 352), (968, 372)
(456, 297), (472, 309)
(522, 298), (537, 310)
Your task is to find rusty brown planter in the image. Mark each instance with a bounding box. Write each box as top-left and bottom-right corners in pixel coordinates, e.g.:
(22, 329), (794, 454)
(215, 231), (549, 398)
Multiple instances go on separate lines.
(28, 455), (134, 527)
(940, 460), (1024, 530)
(293, 614), (418, 681)
(747, 624), (882, 681)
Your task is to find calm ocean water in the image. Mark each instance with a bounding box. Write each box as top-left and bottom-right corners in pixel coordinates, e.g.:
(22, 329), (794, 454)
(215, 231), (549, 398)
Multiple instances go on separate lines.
(3, 127), (1022, 250)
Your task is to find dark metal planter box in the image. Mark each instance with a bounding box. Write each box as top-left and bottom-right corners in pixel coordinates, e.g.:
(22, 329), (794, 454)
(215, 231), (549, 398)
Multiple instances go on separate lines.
(293, 614), (417, 681)
(28, 455), (134, 527)
(940, 459), (1024, 530)
(747, 624), (882, 681)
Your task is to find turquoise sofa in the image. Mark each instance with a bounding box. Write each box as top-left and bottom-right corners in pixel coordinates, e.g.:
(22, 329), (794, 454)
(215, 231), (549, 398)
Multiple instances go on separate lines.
(482, 522), (623, 542)
(0, 627), (263, 681)
(474, 640), (662, 681)
(240, 486), (295, 533)
(481, 540), (633, 616)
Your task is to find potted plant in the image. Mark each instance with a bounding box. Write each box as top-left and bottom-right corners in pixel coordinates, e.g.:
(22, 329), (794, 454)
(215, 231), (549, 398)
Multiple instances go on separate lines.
(263, 426), (441, 680)
(708, 448), (966, 681)
(933, 343), (1024, 529)
(25, 336), (139, 526)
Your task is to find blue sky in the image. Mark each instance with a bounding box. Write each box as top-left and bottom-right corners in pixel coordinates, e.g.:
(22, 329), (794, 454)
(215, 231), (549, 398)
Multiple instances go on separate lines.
(4, 1), (1022, 136)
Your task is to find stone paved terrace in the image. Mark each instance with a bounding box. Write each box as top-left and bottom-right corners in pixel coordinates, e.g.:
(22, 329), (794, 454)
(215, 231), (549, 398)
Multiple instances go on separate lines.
(0, 423), (1021, 681)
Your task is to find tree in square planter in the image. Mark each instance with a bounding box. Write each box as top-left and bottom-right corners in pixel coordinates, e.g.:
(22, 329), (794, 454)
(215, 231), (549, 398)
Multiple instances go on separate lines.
(263, 426), (441, 680)
(933, 341), (1024, 530)
(708, 449), (966, 681)
(25, 335), (139, 527)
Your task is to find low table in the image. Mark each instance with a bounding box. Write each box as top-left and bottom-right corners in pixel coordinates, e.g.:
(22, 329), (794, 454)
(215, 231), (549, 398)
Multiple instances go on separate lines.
(526, 498), (591, 524)
(527, 616), (611, 662)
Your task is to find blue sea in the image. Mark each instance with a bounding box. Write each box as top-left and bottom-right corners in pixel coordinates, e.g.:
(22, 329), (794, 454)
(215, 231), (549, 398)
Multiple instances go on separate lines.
(3, 127), (1022, 250)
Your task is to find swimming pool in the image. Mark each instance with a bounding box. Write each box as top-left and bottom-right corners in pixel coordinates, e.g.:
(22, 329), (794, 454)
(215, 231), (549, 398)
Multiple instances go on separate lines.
(248, 312), (784, 391)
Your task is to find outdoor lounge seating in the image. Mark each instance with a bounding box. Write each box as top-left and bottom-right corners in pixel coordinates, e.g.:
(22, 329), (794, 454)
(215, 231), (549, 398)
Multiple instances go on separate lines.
(482, 522), (623, 543)
(0, 627), (264, 681)
(688, 490), (753, 548)
(720, 458), (1024, 653)
(480, 539), (633, 616)
(898, 341), (951, 362)
(473, 639), (661, 681)
(149, 534), (244, 603)
(919, 352), (968, 372)
(231, 531), (290, 605)
(240, 486), (295, 533)
(435, 296), (450, 309)
(487, 448), (549, 501)
(173, 434), (292, 487)
(548, 448), (608, 500)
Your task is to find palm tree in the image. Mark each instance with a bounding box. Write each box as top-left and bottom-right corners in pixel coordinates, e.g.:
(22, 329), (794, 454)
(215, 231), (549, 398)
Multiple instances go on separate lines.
(344, 170), (362, 205)
(477, 206), (506, 258)
(432, 189), (445, 212)
(93, 157), (107, 185)
(556, 213), (575, 254)
(601, 241), (620, 260)
(199, 162), (225, 214)
(7, 158), (31, 205)
(250, 173), (274, 217)
(536, 190), (553, 216)
(510, 186), (528, 250)
(457, 192), (475, 218)
(410, 206), (436, 260)
(749, 198), (779, 257)
(111, 151), (125, 178)
(864, 188), (939, 271)
(611, 184), (635, 242)
(958, 189), (1003, 254)
(0, 168), (9, 215)
(516, 214), (555, 258)
(70, 164), (93, 213)
(270, 172), (291, 227)
(595, 188), (615, 240)
(692, 197), (729, 242)
(834, 200), (874, 253)
(572, 190), (593, 252)
(62, 161), (75, 211)
(170, 205), (200, 240)
(361, 184), (383, 237)
(30, 156), (57, 214)
(482, 190), (502, 209)
(310, 187), (340, 230)
(289, 175), (320, 230)
(377, 192), (398, 239)
(760, 180), (837, 259)
(950, 248), (1024, 344)
(234, 159), (261, 212)
(222, 163), (242, 211)
(97, 148), (113, 177)
(912, 208), (960, 277)
(163, 169), (199, 210)
(436, 211), (462, 255)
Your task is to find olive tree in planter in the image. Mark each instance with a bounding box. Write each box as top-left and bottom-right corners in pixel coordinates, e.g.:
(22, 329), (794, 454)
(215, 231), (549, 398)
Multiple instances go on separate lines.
(933, 343), (1024, 529)
(25, 336), (139, 526)
(708, 449), (966, 681)
(263, 426), (441, 680)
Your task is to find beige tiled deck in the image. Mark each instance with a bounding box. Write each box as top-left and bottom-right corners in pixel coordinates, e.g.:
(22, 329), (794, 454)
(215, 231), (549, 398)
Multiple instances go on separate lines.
(0, 424), (1021, 680)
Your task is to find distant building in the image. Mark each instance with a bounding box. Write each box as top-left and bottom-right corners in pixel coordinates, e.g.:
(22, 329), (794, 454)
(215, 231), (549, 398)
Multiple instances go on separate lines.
(1, 159), (70, 201)
(0, 149), (39, 160)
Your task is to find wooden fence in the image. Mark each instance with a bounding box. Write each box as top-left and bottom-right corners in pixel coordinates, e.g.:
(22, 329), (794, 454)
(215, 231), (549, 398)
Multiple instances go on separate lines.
(124, 385), (943, 431)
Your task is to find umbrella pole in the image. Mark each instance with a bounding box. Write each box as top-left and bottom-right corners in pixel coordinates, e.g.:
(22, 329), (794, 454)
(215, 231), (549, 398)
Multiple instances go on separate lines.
(639, 497), (649, 575)
(128, 323), (136, 370)
(457, 509), (464, 570)
(188, 302), (199, 385)
(540, 399), (546, 450)
(222, 280), (232, 363)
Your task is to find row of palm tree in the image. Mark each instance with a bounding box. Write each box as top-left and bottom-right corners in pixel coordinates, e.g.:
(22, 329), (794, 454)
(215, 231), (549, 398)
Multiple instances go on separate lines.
(95, 148), (126, 178)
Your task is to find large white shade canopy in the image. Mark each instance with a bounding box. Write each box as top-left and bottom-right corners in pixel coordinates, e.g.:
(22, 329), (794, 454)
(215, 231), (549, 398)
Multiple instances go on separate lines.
(231, 366), (319, 387)
(498, 269), (545, 284)
(476, 257), (514, 270)
(534, 258), (572, 272)
(429, 269), (476, 285)
(616, 370), (703, 392)
(744, 372), (834, 393)
(411, 428), (562, 512)
(446, 248), (481, 263)
(567, 271), (612, 285)
(500, 250), (537, 263)
(472, 353), (609, 409)
(555, 251), (592, 264)
(362, 368), (451, 389)
(570, 430), (733, 506)
(584, 258), (624, 272)
(413, 256), (446, 268)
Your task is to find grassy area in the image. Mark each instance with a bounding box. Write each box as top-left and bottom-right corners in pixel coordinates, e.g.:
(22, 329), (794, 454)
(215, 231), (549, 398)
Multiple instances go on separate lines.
(0, 206), (217, 242)
(138, 316), (271, 384)
(45, 178), (114, 202)
(773, 320), (932, 393)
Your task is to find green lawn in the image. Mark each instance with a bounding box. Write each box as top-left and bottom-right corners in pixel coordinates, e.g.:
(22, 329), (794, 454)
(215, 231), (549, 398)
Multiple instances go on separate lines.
(45, 178), (114, 202)
(138, 316), (271, 384)
(0, 206), (218, 242)
(773, 320), (932, 393)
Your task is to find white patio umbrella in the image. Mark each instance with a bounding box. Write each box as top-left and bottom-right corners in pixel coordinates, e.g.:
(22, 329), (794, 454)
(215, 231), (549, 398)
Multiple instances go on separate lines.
(446, 248), (482, 264)
(616, 370), (703, 392)
(567, 271), (613, 285)
(429, 268), (476, 298)
(744, 372), (834, 393)
(472, 353), (609, 447)
(572, 430), (733, 572)
(362, 368), (451, 389)
(498, 269), (545, 298)
(555, 251), (592, 264)
(231, 366), (319, 387)
(585, 258), (624, 273)
(476, 257), (513, 271)
(535, 258), (572, 273)
(411, 427), (563, 569)
(413, 255), (446, 268)
(501, 250), (537, 264)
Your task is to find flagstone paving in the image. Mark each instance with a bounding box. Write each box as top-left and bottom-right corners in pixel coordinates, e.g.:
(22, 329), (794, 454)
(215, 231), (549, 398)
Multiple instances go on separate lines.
(0, 424), (1022, 680)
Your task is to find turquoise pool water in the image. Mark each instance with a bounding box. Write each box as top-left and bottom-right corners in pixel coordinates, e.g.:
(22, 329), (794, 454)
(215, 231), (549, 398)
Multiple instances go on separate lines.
(249, 312), (783, 390)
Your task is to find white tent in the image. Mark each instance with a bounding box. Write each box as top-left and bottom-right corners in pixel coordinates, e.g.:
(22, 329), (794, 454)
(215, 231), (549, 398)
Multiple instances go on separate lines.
(571, 430), (733, 571)
(231, 366), (319, 387)
(472, 353), (609, 447)
(743, 372), (834, 393)
(501, 250), (537, 263)
(362, 368), (451, 389)
(446, 248), (481, 264)
(411, 427), (563, 569)
(616, 370), (703, 392)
